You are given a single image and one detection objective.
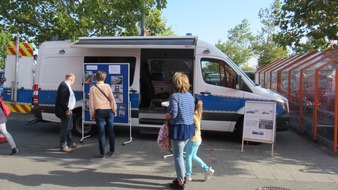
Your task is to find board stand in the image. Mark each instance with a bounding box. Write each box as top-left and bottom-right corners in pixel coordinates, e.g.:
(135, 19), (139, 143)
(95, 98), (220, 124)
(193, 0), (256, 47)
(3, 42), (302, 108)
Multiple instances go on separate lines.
(123, 101), (133, 145)
(241, 139), (275, 157)
(80, 124), (91, 143)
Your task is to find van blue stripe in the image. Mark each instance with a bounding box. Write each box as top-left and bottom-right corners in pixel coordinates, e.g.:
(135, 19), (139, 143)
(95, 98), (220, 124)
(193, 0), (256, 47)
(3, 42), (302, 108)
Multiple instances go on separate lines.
(196, 94), (282, 114)
(38, 91), (83, 104)
(2, 88), (33, 103)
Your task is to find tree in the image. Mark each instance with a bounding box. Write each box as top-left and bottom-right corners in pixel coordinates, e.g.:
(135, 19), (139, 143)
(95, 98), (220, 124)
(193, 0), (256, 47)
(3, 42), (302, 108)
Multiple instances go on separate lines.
(0, 0), (171, 48)
(252, 0), (288, 68)
(216, 19), (255, 66)
(0, 30), (12, 69)
(274, 0), (338, 52)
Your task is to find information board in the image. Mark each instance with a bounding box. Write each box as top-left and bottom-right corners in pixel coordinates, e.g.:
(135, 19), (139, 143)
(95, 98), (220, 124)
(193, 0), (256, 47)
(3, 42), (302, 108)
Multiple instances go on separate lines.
(83, 63), (129, 124)
(241, 101), (276, 156)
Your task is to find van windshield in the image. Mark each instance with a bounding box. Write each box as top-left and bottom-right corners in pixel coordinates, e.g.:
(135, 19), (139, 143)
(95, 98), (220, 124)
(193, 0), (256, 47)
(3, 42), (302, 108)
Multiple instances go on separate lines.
(225, 57), (255, 86)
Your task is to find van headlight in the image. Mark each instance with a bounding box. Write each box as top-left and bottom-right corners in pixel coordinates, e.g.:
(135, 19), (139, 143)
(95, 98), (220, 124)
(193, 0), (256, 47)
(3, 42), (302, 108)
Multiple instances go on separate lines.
(276, 99), (289, 112)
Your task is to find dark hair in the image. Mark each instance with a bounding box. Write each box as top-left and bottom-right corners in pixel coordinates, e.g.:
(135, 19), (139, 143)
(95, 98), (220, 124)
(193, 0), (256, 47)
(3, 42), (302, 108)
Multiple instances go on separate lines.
(95, 70), (107, 81)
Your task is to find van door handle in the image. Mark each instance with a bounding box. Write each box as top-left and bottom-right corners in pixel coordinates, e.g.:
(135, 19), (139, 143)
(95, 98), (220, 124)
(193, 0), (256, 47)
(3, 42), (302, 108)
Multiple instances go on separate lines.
(200, 91), (211, 95)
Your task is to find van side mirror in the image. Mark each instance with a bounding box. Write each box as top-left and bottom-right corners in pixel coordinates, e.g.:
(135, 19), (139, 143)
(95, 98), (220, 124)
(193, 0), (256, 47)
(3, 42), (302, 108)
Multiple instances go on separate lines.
(236, 75), (243, 90)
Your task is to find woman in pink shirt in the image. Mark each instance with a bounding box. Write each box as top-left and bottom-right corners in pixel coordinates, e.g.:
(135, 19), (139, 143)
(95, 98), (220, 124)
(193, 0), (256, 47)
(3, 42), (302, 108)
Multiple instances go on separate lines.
(89, 70), (117, 159)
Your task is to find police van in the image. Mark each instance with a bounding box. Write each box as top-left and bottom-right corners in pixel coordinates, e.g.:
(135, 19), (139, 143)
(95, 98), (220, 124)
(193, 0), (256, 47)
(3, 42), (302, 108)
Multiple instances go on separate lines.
(32, 36), (289, 136)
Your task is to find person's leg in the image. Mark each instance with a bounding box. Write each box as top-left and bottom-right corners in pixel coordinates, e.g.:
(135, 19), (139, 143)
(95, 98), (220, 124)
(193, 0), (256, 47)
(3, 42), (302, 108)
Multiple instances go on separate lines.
(171, 139), (186, 182)
(0, 123), (16, 149)
(185, 140), (194, 177)
(191, 142), (209, 172)
(95, 110), (106, 155)
(59, 117), (68, 148)
(106, 110), (115, 153)
(65, 115), (75, 146)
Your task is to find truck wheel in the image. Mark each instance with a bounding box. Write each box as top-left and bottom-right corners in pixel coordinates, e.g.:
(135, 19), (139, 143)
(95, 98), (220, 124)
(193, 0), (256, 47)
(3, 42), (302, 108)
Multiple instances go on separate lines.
(234, 119), (244, 141)
(73, 113), (92, 136)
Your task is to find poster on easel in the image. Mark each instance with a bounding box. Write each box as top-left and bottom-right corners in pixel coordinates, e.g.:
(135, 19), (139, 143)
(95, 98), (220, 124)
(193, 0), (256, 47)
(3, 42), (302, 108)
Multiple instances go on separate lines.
(241, 101), (276, 156)
(83, 63), (129, 124)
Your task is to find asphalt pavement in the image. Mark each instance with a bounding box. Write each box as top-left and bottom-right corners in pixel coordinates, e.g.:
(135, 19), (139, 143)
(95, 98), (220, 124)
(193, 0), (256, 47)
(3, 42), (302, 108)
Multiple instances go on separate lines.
(0, 113), (338, 190)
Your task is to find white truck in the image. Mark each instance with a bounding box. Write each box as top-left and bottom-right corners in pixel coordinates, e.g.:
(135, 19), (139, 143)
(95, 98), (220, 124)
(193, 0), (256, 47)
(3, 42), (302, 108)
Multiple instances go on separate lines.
(2, 51), (35, 114)
(32, 36), (290, 136)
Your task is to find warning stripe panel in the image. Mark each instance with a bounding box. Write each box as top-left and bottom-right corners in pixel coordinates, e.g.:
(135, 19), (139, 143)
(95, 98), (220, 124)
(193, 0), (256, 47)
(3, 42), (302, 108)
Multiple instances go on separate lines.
(6, 42), (33, 57)
(7, 103), (31, 114)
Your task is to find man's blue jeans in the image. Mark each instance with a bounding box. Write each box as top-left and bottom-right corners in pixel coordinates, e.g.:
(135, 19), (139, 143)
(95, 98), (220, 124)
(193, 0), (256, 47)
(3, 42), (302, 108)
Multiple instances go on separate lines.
(60, 115), (75, 148)
(95, 109), (115, 155)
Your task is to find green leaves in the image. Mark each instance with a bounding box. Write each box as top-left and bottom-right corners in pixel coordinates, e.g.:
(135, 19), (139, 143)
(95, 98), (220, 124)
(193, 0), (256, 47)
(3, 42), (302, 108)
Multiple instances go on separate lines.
(0, 0), (170, 47)
(216, 19), (255, 66)
(274, 0), (338, 52)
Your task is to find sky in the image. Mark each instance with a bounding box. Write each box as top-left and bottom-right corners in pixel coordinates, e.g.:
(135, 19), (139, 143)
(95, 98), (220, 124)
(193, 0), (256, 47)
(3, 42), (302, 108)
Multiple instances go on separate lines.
(162, 0), (275, 67)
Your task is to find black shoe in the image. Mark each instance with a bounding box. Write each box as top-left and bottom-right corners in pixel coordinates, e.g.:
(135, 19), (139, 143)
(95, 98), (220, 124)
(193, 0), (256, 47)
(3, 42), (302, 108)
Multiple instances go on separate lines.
(11, 148), (18, 155)
(172, 179), (186, 184)
(169, 183), (185, 189)
(169, 181), (185, 190)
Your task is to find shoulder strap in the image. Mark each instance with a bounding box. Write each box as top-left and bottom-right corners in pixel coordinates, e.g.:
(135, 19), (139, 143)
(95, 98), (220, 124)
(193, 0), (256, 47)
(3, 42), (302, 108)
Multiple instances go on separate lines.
(94, 84), (110, 101)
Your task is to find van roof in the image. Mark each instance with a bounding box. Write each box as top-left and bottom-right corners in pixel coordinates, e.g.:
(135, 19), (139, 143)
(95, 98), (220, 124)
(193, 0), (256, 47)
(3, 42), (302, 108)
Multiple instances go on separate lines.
(71, 36), (198, 49)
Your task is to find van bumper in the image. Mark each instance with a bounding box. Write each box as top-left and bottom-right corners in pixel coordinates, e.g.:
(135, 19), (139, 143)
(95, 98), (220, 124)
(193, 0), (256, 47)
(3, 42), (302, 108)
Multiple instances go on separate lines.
(276, 112), (290, 131)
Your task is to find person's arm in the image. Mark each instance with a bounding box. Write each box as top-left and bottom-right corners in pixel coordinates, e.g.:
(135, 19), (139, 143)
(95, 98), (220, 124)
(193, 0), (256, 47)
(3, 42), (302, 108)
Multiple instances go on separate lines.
(106, 84), (117, 116)
(167, 95), (178, 119)
(57, 83), (70, 113)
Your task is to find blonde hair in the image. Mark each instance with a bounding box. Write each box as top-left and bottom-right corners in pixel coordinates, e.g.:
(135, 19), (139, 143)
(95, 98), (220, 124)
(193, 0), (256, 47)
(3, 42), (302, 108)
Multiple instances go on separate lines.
(172, 72), (190, 93)
(194, 99), (203, 121)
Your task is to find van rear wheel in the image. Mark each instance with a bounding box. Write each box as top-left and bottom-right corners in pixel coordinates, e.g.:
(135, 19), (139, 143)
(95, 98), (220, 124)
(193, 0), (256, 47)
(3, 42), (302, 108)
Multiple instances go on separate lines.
(73, 113), (93, 136)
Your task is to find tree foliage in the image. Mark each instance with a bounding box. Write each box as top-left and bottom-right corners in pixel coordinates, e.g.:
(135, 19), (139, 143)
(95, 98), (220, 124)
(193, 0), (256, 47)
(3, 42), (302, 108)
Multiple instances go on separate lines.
(252, 0), (288, 68)
(0, 0), (171, 48)
(274, 0), (338, 52)
(216, 19), (255, 66)
(0, 30), (12, 68)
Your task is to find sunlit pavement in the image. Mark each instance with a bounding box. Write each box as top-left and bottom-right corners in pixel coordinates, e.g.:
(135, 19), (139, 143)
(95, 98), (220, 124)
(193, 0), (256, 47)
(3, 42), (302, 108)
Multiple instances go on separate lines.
(0, 113), (337, 190)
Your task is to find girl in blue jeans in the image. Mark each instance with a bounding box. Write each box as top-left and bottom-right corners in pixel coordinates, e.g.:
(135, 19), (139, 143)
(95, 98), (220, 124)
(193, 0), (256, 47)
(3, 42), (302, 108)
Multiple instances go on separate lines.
(185, 99), (215, 181)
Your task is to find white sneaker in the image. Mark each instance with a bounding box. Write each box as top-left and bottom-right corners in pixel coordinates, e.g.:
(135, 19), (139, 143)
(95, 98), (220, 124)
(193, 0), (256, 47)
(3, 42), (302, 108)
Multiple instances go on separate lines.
(204, 167), (214, 181)
(185, 175), (192, 181)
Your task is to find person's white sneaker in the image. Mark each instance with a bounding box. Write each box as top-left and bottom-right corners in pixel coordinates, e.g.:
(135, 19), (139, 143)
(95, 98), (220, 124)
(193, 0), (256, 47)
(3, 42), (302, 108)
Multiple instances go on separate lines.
(185, 175), (192, 181)
(204, 167), (214, 181)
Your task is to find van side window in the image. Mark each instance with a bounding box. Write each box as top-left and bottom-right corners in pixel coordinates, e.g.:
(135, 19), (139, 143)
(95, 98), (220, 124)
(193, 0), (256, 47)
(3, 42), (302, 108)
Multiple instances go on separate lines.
(201, 58), (238, 89)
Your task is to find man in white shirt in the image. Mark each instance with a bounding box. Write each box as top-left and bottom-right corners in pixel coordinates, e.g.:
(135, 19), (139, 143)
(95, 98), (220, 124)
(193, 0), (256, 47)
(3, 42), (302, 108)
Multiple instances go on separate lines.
(55, 73), (80, 152)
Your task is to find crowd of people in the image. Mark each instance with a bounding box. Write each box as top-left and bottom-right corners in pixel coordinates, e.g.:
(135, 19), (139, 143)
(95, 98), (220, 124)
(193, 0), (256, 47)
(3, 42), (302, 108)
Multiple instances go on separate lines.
(1, 71), (213, 190)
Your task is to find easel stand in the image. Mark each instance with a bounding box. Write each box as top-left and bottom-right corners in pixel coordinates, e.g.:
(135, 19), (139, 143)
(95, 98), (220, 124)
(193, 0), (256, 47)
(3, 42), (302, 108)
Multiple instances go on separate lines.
(123, 122), (133, 145)
(123, 102), (133, 145)
(241, 139), (275, 157)
(80, 123), (91, 143)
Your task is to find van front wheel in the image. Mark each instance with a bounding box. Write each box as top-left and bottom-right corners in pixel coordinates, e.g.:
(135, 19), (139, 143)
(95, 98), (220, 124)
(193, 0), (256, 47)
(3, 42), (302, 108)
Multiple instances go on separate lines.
(73, 113), (93, 136)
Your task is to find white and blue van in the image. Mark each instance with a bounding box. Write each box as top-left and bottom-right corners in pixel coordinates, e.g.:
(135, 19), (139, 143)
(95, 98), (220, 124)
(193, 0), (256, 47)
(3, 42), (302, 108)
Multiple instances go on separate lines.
(32, 36), (289, 136)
